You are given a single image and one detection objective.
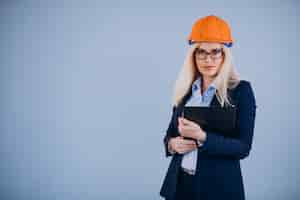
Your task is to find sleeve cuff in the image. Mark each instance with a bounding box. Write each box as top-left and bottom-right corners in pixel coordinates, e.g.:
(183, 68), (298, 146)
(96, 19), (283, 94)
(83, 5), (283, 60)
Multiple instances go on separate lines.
(167, 139), (176, 154)
(197, 131), (211, 152)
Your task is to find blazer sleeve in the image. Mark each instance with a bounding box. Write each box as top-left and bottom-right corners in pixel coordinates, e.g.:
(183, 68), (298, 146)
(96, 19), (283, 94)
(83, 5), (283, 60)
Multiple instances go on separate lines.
(163, 106), (177, 157)
(199, 81), (257, 160)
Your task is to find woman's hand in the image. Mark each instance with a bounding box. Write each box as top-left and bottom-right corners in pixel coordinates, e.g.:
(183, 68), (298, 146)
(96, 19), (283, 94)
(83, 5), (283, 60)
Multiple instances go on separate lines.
(169, 136), (197, 154)
(178, 117), (207, 141)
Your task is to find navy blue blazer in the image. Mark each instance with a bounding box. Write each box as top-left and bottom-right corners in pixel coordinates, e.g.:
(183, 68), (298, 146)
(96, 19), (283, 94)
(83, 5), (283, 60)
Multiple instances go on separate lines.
(159, 80), (257, 200)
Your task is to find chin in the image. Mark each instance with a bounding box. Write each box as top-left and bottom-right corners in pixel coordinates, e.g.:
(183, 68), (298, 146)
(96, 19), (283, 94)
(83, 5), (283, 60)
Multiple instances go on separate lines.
(201, 71), (218, 78)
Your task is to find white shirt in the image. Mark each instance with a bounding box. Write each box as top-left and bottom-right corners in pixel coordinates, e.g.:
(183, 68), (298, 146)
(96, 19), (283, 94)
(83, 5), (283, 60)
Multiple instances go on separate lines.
(181, 76), (216, 173)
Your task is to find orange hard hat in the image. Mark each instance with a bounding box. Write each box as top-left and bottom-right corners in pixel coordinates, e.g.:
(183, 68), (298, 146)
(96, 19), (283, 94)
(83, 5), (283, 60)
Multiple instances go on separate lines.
(188, 15), (234, 47)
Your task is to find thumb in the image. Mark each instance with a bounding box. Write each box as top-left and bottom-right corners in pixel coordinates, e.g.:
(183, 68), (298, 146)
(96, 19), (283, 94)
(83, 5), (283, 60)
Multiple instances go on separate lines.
(182, 117), (193, 125)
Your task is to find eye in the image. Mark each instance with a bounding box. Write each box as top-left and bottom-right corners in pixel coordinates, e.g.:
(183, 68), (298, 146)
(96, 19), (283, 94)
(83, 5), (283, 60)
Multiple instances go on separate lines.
(195, 49), (207, 55)
(211, 48), (222, 55)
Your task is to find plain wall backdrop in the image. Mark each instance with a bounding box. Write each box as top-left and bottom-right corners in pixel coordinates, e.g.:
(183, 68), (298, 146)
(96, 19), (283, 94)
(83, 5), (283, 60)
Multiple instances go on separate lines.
(0, 0), (299, 199)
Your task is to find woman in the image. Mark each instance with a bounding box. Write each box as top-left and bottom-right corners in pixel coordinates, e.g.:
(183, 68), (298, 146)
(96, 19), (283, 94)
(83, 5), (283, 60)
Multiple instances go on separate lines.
(159, 15), (257, 200)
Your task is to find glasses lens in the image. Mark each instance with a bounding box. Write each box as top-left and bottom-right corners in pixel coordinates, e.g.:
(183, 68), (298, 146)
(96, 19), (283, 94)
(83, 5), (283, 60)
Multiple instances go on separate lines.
(211, 49), (223, 59)
(195, 49), (207, 59)
(195, 48), (223, 60)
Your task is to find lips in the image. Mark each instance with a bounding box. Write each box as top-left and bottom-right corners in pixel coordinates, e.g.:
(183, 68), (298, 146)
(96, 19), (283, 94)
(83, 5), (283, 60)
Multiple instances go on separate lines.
(205, 66), (216, 69)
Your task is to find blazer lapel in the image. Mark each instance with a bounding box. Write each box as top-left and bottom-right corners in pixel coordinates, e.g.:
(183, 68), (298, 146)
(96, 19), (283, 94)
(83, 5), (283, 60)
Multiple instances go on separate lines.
(209, 94), (220, 107)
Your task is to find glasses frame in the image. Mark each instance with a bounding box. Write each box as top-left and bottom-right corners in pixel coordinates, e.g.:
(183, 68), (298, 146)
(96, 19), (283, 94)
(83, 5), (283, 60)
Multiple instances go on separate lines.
(194, 48), (224, 60)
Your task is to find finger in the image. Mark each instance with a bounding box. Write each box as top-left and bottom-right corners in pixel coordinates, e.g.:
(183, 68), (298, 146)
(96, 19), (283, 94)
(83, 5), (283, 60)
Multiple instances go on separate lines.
(180, 127), (197, 137)
(181, 121), (199, 129)
(178, 117), (184, 125)
(180, 144), (196, 150)
(178, 124), (182, 133)
(183, 119), (199, 128)
(187, 146), (197, 153)
(179, 145), (197, 154)
(178, 145), (191, 153)
(177, 136), (185, 143)
(186, 143), (197, 148)
(181, 125), (196, 132)
(186, 145), (197, 152)
(181, 141), (196, 146)
(175, 136), (184, 140)
(181, 117), (193, 125)
(188, 143), (198, 149)
(179, 117), (192, 126)
(181, 139), (196, 145)
(182, 118), (199, 128)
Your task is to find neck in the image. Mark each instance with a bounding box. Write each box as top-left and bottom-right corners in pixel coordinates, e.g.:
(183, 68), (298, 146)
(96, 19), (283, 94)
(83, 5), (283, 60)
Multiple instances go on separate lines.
(201, 76), (214, 94)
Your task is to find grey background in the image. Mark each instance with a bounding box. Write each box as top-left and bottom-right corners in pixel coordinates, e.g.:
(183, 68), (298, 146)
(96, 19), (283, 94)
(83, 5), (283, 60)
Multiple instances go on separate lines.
(0, 0), (299, 199)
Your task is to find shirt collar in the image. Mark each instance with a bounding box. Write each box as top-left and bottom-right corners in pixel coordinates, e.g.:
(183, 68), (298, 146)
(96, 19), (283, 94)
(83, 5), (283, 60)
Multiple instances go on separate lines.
(191, 76), (216, 95)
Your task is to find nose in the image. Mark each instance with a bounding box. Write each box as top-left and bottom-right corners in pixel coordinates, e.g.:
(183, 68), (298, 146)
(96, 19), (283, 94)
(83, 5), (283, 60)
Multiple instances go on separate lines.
(204, 55), (213, 62)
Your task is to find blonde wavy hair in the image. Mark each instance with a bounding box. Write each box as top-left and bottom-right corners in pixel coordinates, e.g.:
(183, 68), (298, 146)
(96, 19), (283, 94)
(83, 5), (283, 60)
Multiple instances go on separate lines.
(172, 43), (241, 107)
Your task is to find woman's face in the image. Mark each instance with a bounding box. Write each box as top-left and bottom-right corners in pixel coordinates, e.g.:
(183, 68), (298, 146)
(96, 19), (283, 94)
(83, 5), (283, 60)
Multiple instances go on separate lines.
(194, 42), (224, 79)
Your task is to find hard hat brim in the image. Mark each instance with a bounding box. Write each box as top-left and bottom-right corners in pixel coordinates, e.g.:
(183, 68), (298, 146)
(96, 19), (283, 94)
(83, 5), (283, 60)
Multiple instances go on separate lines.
(188, 40), (233, 48)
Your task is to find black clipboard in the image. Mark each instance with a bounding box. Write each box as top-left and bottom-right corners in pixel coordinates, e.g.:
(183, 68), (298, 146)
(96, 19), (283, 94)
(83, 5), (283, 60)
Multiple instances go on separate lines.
(182, 106), (238, 138)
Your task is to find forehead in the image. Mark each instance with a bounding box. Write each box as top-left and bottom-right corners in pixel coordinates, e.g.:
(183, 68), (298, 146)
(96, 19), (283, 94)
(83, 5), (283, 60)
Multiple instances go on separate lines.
(198, 42), (222, 50)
